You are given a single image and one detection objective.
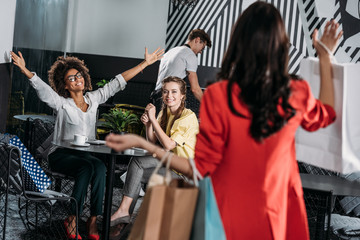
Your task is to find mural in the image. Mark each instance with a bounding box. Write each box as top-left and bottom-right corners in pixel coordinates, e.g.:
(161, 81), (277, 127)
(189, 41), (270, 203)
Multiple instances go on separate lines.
(166, 0), (360, 74)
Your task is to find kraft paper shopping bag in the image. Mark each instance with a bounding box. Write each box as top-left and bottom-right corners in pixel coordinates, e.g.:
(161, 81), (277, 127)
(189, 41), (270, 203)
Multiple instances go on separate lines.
(128, 153), (198, 240)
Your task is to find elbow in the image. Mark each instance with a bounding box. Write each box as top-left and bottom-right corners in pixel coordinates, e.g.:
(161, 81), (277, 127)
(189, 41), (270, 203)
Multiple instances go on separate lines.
(163, 141), (176, 151)
(191, 87), (201, 95)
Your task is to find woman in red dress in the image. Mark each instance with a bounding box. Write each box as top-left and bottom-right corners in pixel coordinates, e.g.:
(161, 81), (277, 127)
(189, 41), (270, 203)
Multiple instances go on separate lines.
(106, 2), (342, 239)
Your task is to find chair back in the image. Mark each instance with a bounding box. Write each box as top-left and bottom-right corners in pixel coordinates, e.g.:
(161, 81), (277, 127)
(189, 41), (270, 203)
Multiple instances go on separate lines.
(29, 119), (54, 170)
(0, 143), (21, 240)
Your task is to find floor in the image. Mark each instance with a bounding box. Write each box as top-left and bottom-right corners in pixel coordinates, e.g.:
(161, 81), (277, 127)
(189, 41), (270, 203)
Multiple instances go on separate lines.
(2, 179), (143, 240)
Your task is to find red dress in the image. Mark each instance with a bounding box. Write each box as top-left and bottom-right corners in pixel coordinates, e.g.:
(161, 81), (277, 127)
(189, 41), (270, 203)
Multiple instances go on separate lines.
(194, 80), (336, 240)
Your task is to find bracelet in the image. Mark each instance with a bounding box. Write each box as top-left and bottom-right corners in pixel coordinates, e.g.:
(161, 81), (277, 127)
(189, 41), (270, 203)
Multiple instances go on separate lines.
(139, 63), (144, 73)
(318, 40), (336, 62)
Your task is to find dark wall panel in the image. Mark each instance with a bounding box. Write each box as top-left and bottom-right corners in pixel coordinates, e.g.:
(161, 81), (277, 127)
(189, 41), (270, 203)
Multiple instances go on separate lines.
(0, 63), (11, 132)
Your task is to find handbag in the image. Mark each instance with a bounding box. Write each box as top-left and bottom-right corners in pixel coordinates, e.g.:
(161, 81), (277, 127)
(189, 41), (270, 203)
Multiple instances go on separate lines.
(189, 158), (226, 240)
(296, 57), (360, 174)
(9, 136), (51, 193)
(128, 152), (199, 240)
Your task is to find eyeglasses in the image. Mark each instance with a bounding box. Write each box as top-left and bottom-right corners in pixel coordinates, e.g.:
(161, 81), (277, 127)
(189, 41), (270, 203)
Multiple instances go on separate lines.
(66, 72), (83, 82)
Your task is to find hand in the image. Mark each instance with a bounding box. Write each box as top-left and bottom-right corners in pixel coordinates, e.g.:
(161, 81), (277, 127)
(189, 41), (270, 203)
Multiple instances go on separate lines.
(144, 47), (164, 66)
(145, 103), (157, 121)
(11, 51), (27, 72)
(140, 113), (150, 125)
(312, 20), (343, 58)
(106, 133), (145, 152)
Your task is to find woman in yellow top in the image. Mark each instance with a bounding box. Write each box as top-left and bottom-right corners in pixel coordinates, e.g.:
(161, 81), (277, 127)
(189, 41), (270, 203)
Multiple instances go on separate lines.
(110, 76), (199, 225)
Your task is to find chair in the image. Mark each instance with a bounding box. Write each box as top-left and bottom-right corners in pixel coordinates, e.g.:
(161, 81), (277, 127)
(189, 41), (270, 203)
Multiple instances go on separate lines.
(0, 142), (80, 239)
(28, 119), (92, 220)
(298, 162), (360, 240)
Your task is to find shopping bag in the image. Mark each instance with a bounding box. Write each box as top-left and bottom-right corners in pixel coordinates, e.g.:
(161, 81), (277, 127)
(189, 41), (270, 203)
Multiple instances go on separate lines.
(189, 158), (226, 240)
(9, 136), (51, 193)
(128, 152), (199, 240)
(296, 57), (360, 174)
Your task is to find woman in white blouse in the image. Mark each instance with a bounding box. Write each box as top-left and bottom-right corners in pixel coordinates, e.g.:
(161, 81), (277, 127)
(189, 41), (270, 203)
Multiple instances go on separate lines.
(10, 48), (163, 240)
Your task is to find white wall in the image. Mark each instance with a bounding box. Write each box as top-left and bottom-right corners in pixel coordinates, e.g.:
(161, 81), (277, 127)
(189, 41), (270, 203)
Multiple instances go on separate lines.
(67, 0), (169, 59)
(0, 0), (17, 63)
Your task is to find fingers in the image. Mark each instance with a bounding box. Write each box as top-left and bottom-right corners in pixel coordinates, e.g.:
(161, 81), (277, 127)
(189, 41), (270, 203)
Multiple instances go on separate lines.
(312, 29), (318, 46)
(323, 20), (331, 35)
(18, 51), (23, 59)
(153, 46), (160, 53)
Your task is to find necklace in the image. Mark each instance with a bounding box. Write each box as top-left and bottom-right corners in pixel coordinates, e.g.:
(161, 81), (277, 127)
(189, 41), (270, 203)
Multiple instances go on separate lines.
(74, 100), (87, 111)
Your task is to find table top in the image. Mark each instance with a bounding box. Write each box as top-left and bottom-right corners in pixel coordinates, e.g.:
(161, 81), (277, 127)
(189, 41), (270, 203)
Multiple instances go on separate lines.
(13, 114), (55, 123)
(300, 173), (360, 196)
(53, 140), (148, 157)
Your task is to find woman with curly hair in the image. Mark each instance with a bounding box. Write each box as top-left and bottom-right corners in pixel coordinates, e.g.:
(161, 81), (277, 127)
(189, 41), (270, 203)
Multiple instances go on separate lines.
(106, 2), (342, 240)
(110, 76), (199, 226)
(10, 48), (163, 240)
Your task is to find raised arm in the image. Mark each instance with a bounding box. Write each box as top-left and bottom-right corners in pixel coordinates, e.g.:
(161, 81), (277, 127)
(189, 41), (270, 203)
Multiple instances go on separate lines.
(140, 112), (156, 143)
(11, 51), (34, 79)
(187, 71), (203, 101)
(146, 103), (177, 151)
(313, 20), (343, 108)
(121, 47), (164, 82)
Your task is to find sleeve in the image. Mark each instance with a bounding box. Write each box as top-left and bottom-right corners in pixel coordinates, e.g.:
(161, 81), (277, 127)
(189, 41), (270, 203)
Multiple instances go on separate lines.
(194, 85), (226, 177)
(298, 80), (337, 131)
(170, 113), (199, 148)
(29, 73), (63, 111)
(87, 74), (127, 104)
(185, 53), (198, 73)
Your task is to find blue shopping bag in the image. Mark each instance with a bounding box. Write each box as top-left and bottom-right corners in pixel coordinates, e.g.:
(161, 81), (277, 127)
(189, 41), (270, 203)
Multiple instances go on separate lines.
(9, 136), (51, 193)
(188, 158), (226, 240)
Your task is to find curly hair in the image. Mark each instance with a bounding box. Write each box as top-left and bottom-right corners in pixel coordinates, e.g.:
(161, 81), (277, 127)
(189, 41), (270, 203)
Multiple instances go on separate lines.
(48, 56), (92, 98)
(217, 2), (295, 142)
(158, 76), (187, 134)
(188, 29), (212, 48)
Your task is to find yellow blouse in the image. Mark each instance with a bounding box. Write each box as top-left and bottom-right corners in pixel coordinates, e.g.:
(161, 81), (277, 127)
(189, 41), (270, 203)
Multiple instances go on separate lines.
(157, 108), (199, 158)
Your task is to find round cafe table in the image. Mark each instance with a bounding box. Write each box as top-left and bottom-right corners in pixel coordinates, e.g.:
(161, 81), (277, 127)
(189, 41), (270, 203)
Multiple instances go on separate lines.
(53, 140), (149, 240)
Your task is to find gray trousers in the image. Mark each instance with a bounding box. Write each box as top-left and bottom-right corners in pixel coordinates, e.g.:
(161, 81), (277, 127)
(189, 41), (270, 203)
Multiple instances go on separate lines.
(123, 155), (179, 198)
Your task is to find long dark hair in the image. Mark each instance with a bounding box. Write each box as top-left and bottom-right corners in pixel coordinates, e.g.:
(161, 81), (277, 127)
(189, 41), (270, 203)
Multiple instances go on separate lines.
(158, 76), (187, 134)
(218, 2), (295, 142)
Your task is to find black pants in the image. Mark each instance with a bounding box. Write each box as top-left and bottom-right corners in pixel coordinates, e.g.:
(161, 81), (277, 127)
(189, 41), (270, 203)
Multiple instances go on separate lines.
(49, 148), (106, 216)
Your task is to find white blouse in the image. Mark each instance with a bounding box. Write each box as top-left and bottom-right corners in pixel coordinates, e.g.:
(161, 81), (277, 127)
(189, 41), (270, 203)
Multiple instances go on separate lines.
(29, 73), (127, 143)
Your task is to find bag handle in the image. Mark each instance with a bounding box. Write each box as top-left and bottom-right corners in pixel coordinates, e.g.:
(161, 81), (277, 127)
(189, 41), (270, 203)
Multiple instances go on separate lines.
(149, 151), (174, 186)
(188, 158), (203, 187)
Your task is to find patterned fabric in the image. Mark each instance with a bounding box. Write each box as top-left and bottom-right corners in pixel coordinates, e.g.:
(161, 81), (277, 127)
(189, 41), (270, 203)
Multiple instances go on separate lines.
(9, 136), (51, 193)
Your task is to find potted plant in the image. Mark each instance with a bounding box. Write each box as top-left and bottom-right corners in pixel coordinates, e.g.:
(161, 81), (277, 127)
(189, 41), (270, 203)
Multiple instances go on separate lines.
(101, 107), (140, 134)
(96, 79), (110, 87)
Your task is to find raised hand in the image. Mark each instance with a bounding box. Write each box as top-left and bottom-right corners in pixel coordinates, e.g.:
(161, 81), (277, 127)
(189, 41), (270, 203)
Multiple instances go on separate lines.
(313, 20), (343, 58)
(10, 51), (34, 79)
(144, 47), (164, 66)
(11, 51), (26, 70)
(140, 113), (150, 125)
(145, 103), (157, 122)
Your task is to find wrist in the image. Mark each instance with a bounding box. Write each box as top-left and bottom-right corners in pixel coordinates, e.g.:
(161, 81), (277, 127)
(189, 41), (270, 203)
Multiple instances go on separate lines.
(141, 60), (148, 69)
(318, 54), (332, 63)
